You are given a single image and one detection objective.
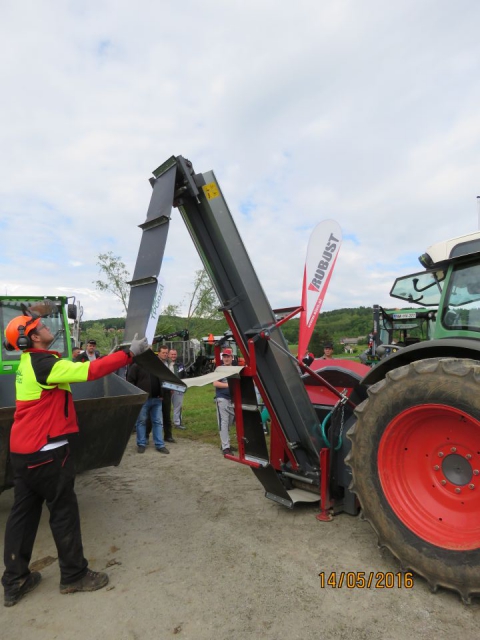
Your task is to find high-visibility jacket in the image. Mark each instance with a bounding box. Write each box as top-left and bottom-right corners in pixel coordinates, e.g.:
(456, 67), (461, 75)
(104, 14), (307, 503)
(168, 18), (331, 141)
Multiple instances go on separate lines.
(11, 349), (132, 454)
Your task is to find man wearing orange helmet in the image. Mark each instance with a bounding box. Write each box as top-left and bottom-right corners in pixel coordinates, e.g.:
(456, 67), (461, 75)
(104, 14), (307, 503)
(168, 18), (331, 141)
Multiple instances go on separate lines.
(2, 314), (148, 607)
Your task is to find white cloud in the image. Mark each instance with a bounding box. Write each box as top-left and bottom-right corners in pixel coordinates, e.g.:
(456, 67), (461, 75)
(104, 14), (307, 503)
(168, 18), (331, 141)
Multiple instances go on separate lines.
(2, 0), (480, 326)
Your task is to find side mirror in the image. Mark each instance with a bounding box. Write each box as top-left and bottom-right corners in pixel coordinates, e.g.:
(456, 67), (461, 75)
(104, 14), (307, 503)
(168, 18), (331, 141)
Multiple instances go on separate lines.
(68, 304), (78, 320)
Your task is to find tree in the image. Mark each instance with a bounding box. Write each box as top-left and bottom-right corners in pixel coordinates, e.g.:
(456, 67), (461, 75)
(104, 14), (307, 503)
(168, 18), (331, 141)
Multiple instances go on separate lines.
(80, 322), (120, 354)
(94, 252), (130, 315)
(309, 329), (334, 356)
(184, 269), (222, 330)
(155, 303), (183, 336)
(163, 303), (181, 317)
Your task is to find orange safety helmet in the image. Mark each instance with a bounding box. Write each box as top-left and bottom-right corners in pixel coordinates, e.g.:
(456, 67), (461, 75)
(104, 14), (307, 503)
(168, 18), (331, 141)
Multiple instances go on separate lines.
(4, 315), (41, 351)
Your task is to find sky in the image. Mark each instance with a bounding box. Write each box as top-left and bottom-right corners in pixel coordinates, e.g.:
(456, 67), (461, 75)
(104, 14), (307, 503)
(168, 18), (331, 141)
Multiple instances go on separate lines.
(2, 0), (480, 323)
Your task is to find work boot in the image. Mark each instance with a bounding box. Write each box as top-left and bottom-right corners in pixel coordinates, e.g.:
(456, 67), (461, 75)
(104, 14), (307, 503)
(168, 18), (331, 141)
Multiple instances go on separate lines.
(221, 445), (236, 455)
(4, 571), (42, 607)
(60, 569), (109, 594)
(155, 446), (170, 454)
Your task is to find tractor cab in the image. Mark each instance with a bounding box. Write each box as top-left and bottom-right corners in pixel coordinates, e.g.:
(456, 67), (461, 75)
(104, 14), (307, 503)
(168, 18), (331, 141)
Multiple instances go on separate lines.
(390, 229), (480, 341)
(361, 304), (436, 365)
(0, 296), (76, 374)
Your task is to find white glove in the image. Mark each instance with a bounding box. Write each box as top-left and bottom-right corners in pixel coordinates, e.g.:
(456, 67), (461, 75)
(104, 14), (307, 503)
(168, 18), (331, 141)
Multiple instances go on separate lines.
(129, 334), (149, 357)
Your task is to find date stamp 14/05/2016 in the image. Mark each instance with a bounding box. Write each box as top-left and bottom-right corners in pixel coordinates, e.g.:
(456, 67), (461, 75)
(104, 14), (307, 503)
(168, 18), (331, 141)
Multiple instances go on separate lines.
(319, 571), (414, 589)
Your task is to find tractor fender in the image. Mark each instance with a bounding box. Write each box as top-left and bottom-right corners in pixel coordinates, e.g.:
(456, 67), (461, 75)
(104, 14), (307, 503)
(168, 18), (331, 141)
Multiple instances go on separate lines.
(362, 338), (480, 386)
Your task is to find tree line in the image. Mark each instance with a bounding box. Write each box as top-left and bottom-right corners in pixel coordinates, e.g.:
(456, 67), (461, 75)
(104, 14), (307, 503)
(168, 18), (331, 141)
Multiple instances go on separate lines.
(79, 308), (374, 356)
(88, 252), (374, 355)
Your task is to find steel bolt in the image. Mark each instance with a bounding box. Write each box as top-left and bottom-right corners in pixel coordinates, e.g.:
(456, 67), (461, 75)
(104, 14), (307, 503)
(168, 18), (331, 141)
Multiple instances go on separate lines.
(455, 488), (461, 494)
(438, 452), (444, 458)
(433, 465), (440, 471)
(474, 470), (479, 476)
(451, 447), (457, 453)
(469, 484), (475, 490)
(466, 454), (472, 460)
(441, 480), (447, 485)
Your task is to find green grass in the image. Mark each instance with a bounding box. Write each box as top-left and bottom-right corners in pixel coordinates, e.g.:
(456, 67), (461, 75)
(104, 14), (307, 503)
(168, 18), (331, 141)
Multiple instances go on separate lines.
(178, 385), (220, 446)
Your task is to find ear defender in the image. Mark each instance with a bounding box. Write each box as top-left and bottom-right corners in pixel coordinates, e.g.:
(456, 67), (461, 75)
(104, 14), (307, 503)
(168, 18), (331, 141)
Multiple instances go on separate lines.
(16, 324), (32, 350)
(4, 315), (41, 352)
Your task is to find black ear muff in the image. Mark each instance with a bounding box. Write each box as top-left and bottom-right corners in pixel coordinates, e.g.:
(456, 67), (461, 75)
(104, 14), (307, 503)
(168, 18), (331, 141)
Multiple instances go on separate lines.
(16, 324), (33, 350)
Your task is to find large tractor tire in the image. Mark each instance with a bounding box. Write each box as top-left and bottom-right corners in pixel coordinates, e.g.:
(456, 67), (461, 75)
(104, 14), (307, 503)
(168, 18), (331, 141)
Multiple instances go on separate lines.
(346, 358), (480, 603)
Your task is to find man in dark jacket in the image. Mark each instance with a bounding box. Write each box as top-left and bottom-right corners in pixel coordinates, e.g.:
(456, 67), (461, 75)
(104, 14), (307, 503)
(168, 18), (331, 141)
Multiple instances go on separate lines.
(158, 344), (175, 443)
(2, 314), (148, 607)
(127, 353), (170, 455)
(74, 339), (101, 362)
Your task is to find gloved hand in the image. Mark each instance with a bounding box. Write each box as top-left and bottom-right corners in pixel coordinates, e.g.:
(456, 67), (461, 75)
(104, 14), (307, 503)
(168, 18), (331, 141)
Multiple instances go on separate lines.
(129, 334), (149, 357)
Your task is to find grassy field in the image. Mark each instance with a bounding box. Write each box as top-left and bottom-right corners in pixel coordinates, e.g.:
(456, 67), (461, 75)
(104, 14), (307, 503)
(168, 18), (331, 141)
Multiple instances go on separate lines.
(178, 352), (363, 446)
(178, 385), (220, 446)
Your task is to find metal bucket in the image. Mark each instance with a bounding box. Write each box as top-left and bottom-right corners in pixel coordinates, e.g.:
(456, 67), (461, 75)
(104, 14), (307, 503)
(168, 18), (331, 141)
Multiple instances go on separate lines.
(0, 375), (147, 494)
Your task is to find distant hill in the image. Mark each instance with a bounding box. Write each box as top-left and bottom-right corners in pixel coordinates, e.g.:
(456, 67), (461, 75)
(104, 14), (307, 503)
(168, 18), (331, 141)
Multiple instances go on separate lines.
(81, 307), (374, 351)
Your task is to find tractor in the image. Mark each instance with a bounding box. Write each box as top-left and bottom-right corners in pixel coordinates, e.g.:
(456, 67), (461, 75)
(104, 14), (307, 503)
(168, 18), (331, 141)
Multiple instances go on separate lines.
(345, 233), (480, 602)
(360, 304), (437, 364)
(124, 155), (480, 603)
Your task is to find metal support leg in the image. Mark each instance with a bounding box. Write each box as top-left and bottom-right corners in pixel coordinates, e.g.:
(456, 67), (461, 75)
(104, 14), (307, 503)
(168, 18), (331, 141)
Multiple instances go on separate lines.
(316, 447), (333, 522)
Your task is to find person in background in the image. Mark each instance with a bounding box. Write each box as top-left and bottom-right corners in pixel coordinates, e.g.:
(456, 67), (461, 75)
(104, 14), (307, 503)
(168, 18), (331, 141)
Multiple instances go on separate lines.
(302, 352), (314, 367)
(75, 339), (100, 362)
(72, 347), (82, 360)
(168, 348), (187, 430)
(158, 345), (175, 443)
(320, 341), (335, 360)
(127, 349), (170, 455)
(213, 348), (236, 456)
(1, 315), (148, 607)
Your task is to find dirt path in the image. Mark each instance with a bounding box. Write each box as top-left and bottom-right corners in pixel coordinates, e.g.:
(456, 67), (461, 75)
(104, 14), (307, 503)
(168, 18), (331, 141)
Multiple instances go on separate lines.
(1, 438), (478, 639)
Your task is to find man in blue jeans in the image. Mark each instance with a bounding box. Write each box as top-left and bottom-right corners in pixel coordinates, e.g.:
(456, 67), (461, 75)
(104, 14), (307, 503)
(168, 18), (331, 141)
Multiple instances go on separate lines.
(127, 355), (169, 454)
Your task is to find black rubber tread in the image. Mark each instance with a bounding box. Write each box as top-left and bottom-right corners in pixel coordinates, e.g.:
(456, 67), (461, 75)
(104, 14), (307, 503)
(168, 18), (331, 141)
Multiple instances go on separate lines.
(346, 357), (480, 603)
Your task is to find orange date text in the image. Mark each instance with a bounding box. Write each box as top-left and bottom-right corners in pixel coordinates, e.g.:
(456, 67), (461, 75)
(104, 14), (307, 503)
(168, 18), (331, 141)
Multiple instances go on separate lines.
(318, 571), (414, 589)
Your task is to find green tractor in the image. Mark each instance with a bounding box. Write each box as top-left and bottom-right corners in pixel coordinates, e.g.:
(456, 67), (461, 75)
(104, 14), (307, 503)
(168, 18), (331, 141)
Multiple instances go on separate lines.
(347, 230), (480, 602)
(361, 305), (436, 365)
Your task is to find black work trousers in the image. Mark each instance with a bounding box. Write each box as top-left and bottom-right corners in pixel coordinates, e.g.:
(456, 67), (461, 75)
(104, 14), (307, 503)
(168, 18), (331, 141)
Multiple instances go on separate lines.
(2, 444), (88, 592)
(162, 391), (172, 439)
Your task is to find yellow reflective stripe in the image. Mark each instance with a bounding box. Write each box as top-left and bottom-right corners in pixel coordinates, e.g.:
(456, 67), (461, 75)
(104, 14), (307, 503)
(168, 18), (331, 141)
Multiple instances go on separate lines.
(45, 359), (90, 385)
(15, 353), (47, 401)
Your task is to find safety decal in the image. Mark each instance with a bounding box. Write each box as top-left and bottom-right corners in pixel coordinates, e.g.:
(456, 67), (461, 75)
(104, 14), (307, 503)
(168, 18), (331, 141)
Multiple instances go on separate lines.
(203, 182), (220, 200)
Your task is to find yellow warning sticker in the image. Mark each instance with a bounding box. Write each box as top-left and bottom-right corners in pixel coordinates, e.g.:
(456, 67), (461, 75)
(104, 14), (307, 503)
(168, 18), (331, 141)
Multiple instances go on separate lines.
(203, 182), (220, 200)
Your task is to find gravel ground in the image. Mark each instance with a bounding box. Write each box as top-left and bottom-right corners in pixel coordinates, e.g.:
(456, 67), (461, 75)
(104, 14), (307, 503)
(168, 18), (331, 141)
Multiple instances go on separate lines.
(0, 437), (478, 639)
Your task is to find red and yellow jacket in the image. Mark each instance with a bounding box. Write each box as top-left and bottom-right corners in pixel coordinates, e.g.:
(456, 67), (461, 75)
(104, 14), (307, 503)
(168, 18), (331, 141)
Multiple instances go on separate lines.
(11, 349), (132, 454)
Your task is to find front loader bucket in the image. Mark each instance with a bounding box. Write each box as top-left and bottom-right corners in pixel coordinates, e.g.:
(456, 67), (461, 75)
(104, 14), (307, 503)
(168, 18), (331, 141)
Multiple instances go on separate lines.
(70, 375), (147, 473)
(0, 374), (147, 494)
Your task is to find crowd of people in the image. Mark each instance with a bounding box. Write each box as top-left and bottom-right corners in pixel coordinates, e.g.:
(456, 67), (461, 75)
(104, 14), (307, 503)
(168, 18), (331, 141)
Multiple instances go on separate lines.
(126, 345), (187, 454)
(73, 339), (239, 458)
(71, 341), (188, 456)
(70, 337), (335, 463)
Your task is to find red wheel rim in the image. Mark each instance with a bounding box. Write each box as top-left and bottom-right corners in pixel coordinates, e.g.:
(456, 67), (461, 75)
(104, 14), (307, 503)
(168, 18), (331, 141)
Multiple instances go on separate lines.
(378, 404), (480, 550)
